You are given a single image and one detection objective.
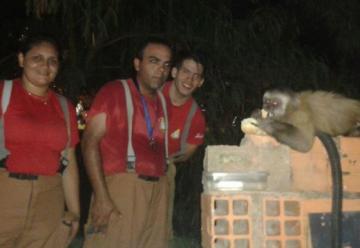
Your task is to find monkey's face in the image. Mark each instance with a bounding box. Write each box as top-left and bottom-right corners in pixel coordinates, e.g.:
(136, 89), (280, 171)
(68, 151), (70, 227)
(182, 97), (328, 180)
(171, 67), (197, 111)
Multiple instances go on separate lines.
(263, 91), (290, 118)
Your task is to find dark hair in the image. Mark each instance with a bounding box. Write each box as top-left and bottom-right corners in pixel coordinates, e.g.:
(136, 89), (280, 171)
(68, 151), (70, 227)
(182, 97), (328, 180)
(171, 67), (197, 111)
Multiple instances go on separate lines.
(135, 36), (172, 60)
(174, 50), (206, 77)
(19, 34), (61, 59)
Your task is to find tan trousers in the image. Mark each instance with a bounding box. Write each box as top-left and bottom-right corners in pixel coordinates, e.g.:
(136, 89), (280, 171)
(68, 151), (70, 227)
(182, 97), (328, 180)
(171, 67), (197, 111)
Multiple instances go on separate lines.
(166, 162), (176, 239)
(83, 173), (169, 248)
(0, 169), (65, 248)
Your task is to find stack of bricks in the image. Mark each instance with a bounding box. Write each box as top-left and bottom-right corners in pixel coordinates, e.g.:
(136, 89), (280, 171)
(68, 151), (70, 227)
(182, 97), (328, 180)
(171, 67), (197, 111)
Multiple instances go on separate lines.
(201, 135), (360, 248)
(201, 195), (253, 248)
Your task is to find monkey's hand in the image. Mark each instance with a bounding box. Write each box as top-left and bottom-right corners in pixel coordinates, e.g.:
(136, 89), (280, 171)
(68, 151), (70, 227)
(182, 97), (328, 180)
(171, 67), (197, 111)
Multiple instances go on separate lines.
(256, 118), (296, 136)
(255, 118), (277, 135)
(241, 117), (267, 135)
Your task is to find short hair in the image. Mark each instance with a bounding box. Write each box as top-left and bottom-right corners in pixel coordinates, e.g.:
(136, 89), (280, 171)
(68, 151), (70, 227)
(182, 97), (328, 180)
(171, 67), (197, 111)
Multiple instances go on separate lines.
(19, 33), (61, 59)
(173, 50), (206, 77)
(135, 36), (172, 60)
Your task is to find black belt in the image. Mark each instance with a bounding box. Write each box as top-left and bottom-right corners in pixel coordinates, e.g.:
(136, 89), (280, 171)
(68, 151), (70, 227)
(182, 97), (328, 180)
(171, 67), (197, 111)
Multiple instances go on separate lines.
(1, 160), (38, 180)
(9, 173), (38, 180)
(138, 174), (159, 182)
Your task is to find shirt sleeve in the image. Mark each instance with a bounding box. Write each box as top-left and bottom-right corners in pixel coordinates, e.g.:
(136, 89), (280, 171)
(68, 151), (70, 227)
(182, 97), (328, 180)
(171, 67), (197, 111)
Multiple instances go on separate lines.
(86, 81), (123, 121)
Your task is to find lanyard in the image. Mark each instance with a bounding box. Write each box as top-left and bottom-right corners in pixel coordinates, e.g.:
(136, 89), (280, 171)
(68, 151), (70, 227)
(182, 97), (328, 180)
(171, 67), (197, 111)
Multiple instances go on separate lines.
(133, 78), (159, 148)
(140, 95), (156, 142)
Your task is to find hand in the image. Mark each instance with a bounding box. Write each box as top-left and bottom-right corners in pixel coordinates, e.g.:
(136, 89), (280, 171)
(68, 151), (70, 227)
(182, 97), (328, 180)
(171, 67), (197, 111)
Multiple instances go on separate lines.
(256, 118), (281, 135)
(66, 220), (79, 246)
(171, 154), (186, 163)
(60, 211), (80, 246)
(91, 196), (120, 233)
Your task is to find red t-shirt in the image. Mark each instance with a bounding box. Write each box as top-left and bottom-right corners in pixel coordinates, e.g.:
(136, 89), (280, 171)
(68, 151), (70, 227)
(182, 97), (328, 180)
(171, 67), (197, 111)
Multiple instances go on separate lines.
(0, 79), (79, 175)
(87, 79), (167, 176)
(162, 82), (206, 155)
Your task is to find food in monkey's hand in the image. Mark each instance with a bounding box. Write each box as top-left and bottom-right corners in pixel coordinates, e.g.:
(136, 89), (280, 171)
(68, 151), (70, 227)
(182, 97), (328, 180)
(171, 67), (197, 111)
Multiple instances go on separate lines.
(261, 109), (268, 118)
(241, 117), (267, 135)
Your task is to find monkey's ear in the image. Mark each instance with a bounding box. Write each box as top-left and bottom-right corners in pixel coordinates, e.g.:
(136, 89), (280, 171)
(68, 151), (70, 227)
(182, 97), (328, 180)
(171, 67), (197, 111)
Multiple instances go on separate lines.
(171, 67), (178, 79)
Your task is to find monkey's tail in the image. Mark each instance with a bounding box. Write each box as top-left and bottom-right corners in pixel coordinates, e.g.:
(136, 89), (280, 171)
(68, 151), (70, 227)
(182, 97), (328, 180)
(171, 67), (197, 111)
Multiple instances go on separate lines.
(316, 132), (342, 248)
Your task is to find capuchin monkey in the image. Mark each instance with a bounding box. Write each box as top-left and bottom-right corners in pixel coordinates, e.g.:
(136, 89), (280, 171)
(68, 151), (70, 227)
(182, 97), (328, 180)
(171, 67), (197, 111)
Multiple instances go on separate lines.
(252, 89), (360, 248)
(252, 89), (360, 152)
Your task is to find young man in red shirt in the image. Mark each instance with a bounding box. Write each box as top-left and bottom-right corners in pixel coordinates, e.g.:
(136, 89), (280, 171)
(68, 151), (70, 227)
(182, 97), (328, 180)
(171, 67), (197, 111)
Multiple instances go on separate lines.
(82, 37), (172, 248)
(162, 50), (206, 239)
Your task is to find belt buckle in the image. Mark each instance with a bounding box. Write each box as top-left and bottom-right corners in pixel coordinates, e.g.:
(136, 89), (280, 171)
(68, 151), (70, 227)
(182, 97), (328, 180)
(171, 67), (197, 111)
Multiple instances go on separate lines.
(127, 161), (135, 172)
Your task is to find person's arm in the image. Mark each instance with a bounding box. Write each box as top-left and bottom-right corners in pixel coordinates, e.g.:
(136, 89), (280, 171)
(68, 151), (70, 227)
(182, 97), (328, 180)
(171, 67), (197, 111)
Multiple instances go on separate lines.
(81, 113), (120, 232)
(61, 147), (80, 244)
(171, 143), (199, 163)
(171, 109), (206, 163)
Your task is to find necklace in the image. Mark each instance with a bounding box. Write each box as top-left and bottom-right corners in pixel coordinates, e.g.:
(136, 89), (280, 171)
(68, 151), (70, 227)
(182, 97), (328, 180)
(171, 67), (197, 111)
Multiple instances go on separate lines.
(26, 91), (49, 104)
(20, 80), (50, 104)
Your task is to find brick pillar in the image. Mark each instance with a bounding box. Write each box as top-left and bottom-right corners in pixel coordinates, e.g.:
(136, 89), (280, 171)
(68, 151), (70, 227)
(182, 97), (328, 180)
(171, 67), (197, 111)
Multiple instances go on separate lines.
(201, 135), (360, 248)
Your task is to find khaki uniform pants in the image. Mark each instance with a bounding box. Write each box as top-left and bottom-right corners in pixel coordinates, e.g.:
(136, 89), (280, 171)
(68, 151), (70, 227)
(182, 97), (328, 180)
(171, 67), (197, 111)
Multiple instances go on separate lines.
(83, 173), (169, 248)
(166, 162), (176, 239)
(0, 169), (65, 248)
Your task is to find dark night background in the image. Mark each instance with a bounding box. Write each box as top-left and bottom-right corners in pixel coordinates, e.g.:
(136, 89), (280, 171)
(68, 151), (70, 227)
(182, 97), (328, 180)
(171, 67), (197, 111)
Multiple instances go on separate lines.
(1, 0), (360, 246)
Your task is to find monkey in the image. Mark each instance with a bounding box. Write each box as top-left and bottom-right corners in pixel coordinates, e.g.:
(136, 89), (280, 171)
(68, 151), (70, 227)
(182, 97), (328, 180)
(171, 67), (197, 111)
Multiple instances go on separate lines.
(252, 89), (360, 152)
(251, 89), (360, 248)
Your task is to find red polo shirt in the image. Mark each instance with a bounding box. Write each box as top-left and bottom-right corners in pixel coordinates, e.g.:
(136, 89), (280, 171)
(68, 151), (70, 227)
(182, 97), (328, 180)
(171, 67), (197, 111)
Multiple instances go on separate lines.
(162, 82), (206, 155)
(87, 79), (167, 176)
(0, 79), (79, 175)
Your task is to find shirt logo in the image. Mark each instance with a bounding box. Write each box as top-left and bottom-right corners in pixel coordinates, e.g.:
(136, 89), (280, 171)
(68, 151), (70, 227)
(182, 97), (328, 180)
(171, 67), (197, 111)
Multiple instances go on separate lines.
(195, 133), (204, 139)
(170, 129), (180, 139)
